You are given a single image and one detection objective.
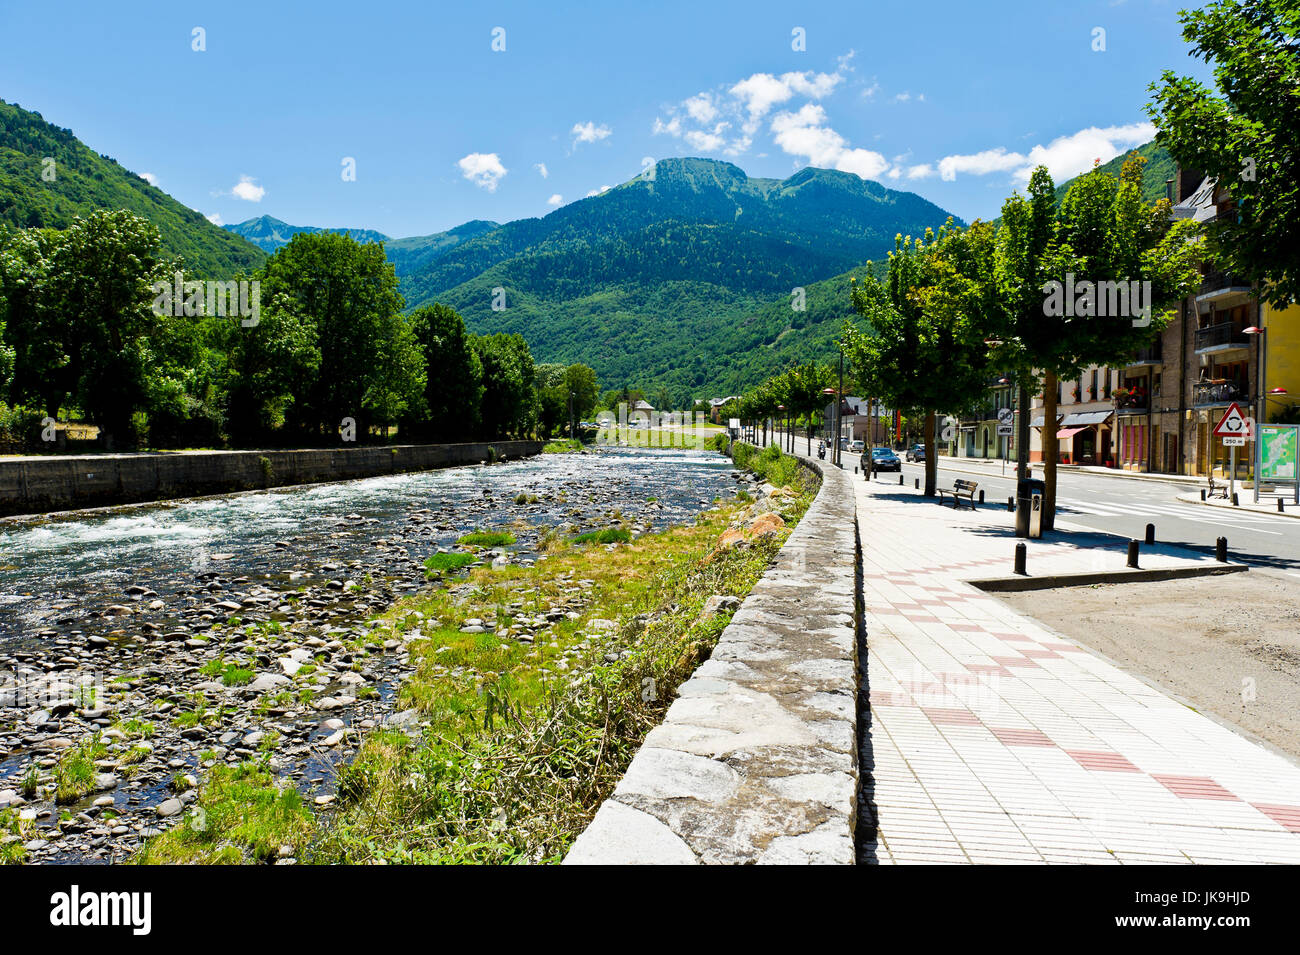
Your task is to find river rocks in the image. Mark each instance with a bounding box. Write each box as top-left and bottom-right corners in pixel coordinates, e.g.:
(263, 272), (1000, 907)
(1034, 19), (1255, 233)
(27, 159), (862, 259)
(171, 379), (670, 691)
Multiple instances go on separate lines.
(701, 595), (741, 617)
(0, 448), (738, 863)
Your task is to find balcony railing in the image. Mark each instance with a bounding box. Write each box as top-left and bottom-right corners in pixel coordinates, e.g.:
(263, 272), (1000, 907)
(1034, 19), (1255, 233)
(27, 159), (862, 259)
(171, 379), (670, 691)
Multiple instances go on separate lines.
(1113, 392), (1148, 412)
(1195, 322), (1250, 351)
(1125, 344), (1162, 365)
(1199, 270), (1252, 296)
(1194, 381), (1249, 406)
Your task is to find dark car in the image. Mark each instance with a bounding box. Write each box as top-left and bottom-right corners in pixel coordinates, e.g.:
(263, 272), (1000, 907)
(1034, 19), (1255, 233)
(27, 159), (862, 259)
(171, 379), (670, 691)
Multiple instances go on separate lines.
(865, 447), (902, 472)
(905, 443), (927, 462)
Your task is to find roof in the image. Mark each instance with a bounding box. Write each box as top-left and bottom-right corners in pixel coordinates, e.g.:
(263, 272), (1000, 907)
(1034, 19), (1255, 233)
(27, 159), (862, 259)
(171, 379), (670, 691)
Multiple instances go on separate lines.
(1060, 411), (1113, 427)
(1171, 176), (1217, 224)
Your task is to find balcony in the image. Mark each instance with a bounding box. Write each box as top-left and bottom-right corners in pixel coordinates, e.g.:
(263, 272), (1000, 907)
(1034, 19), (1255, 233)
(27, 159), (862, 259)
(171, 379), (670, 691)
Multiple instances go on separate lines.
(1196, 270), (1252, 306)
(1194, 321), (1250, 354)
(1112, 391), (1149, 413)
(1193, 380), (1249, 407)
(1124, 344), (1163, 367)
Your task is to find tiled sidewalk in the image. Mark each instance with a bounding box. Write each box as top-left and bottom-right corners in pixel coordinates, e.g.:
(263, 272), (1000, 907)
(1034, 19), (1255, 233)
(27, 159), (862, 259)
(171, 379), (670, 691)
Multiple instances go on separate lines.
(856, 476), (1300, 864)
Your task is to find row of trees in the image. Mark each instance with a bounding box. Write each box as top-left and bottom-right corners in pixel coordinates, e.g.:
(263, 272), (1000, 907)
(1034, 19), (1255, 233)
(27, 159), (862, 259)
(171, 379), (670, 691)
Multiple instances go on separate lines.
(726, 362), (838, 454)
(0, 210), (598, 450)
(841, 156), (1203, 530)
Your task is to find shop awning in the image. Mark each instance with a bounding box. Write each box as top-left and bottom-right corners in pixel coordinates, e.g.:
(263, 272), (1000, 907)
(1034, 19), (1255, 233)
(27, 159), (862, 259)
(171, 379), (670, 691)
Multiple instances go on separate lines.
(1056, 427), (1085, 440)
(1060, 411), (1112, 427)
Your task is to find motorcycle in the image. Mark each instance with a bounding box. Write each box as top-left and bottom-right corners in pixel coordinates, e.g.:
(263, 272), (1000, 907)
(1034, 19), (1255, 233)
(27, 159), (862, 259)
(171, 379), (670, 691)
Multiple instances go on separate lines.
(817, 443), (826, 460)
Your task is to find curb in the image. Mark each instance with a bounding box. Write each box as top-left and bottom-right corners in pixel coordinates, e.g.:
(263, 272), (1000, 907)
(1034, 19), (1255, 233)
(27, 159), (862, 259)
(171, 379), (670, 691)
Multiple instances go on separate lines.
(927, 458), (1202, 488)
(1173, 491), (1300, 521)
(971, 563), (1249, 592)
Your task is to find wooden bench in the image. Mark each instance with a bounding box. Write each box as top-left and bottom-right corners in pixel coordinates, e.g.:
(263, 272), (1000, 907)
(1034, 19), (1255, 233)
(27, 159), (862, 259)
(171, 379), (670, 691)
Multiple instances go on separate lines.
(937, 479), (979, 509)
(1207, 475), (1230, 499)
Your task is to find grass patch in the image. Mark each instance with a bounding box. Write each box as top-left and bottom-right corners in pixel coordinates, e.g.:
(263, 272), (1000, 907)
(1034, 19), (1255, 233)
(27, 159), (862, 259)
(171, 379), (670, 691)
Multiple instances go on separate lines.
(457, 530), (516, 548)
(570, 528), (633, 545)
(133, 762), (313, 865)
(1, 809), (29, 865)
(424, 552), (477, 577)
(542, 438), (583, 454)
(731, 441), (810, 491)
(54, 734), (108, 804)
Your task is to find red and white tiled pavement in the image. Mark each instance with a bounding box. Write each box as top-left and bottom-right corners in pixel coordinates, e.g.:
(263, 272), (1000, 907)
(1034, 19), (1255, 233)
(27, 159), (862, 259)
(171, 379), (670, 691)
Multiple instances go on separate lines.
(855, 476), (1300, 864)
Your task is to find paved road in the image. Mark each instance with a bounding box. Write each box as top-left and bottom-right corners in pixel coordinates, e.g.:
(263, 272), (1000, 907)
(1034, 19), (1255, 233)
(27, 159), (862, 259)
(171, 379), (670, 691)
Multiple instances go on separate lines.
(885, 459), (1300, 580)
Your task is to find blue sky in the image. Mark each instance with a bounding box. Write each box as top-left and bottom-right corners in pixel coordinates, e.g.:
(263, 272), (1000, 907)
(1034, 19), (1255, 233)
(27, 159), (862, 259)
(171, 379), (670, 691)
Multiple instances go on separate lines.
(0, 0), (1213, 239)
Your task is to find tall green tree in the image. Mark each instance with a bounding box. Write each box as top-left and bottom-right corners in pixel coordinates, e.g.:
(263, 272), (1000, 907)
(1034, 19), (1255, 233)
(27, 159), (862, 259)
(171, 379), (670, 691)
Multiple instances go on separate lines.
(474, 333), (536, 439)
(406, 303), (481, 442)
(1147, 0), (1300, 308)
(260, 233), (418, 439)
(843, 225), (995, 495)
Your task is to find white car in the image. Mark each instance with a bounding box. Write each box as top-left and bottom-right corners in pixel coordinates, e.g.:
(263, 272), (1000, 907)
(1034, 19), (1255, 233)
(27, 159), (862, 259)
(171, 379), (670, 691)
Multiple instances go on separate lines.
(850, 440), (864, 453)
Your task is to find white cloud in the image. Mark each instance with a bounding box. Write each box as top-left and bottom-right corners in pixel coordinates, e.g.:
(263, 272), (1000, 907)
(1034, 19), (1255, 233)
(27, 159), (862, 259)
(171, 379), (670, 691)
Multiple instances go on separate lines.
(230, 175), (265, 202)
(894, 92), (911, 103)
(571, 121), (612, 147)
(535, 162), (549, 179)
(932, 122), (1156, 187)
(653, 58), (855, 160)
(547, 193), (563, 206)
(906, 163), (935, 180)
(458, 152), (508, 191)
(769, 103), (889, 180)
(1013, 122), (1155, 185)
(938, 147), (1027, 181)
(586, 184), (612, 197)
(860, 79), (881, 100)
(140, 172), (158, 186)
(205, 212), (223, 225)
(684, 93), (718, 124)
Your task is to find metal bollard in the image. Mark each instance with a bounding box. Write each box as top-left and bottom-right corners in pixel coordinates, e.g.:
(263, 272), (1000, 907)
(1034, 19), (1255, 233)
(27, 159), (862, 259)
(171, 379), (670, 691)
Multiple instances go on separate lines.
(1200, 489), (1206, 501)
(1007, 496), (1014, 512)
(978, 490), (985, 504)
(898, 474), (904, 485)
(1279, 499), (1285, 513)
(1014, 542), (1027, 576)
(1232, 492), (1239, 506)
(915, 478), (920, 490)
(1145, 523), (1155, 545)
(1215, 536), (1228, 562)
(1127, 539), (1140, 568)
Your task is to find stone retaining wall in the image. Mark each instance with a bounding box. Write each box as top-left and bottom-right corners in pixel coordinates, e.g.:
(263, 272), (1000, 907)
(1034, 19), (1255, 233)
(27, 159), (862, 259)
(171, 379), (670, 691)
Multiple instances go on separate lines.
(564, 449), (861, 864)
(0, 441), (544, 516)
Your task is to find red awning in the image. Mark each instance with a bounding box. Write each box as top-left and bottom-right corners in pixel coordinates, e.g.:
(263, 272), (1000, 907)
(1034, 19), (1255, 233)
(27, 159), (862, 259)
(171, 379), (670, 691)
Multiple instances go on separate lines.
(1057, 427), (1085, 440)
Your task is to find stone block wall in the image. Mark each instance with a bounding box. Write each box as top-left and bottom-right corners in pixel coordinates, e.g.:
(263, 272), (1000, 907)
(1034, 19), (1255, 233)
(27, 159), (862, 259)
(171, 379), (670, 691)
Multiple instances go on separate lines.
(564, 451), (861, 864)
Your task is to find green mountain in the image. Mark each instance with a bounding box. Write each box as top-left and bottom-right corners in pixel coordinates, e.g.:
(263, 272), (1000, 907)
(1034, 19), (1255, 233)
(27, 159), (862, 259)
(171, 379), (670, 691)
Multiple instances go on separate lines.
(223, 215), (390, 254)
(0, 99), (265, 277)
(403, 157), (959, 400)
(384, 220), (501, 276)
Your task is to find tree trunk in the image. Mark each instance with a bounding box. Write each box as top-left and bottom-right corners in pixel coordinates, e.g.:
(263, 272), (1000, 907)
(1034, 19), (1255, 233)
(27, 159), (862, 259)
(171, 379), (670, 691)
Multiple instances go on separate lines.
(924, 410), (937, 496)
(1042, 371), (1058, 532)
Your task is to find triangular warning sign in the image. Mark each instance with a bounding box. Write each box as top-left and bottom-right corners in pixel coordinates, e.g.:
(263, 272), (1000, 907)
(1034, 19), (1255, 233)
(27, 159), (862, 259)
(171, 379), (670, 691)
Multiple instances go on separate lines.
(1213, 402), (1249, 437)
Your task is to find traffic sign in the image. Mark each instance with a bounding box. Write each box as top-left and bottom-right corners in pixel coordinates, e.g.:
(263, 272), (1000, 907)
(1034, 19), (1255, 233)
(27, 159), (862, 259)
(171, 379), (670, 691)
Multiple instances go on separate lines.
(1213, 403), (1249, 443)
(998, 424), (1013, 436)
(997, 408), (1014, 426)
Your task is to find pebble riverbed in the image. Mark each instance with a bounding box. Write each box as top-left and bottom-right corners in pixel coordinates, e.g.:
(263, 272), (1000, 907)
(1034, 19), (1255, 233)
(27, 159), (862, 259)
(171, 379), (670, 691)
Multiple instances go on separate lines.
(0, 446), (741, 863)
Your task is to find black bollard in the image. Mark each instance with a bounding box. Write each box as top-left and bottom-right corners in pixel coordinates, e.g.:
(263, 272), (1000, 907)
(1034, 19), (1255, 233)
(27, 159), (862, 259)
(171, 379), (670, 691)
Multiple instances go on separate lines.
(915, 478), (920, 490)
(1007, 496), (1014, 512)
(1232, 492), (1239, 506)
(1200, 489), (1206, 501)
(898, 474), (904, 485)
(1215, 536), (1228, 562)
(1014, 542), (1027, 576)
(978, 489), (985, 504)
(1145, 523), (1155, 545)
(1279, 499), (1285, 513)
(1127, 539), (1140, 568)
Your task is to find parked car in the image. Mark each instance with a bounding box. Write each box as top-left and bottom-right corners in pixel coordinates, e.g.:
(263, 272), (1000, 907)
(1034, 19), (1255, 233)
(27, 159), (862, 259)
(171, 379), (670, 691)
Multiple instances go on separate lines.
(905, 443), (927, 462)
(866, 447), (902, 472)
(850, 439), (865, 453)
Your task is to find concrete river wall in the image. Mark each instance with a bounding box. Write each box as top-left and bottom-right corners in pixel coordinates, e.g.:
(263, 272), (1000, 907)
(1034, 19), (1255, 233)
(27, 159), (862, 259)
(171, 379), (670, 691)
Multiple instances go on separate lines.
(0, 441), (545, 516)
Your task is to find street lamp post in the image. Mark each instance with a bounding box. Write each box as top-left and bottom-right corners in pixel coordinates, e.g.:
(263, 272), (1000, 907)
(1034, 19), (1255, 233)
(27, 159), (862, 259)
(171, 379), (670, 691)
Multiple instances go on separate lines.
(988, 338), (1032, 537)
